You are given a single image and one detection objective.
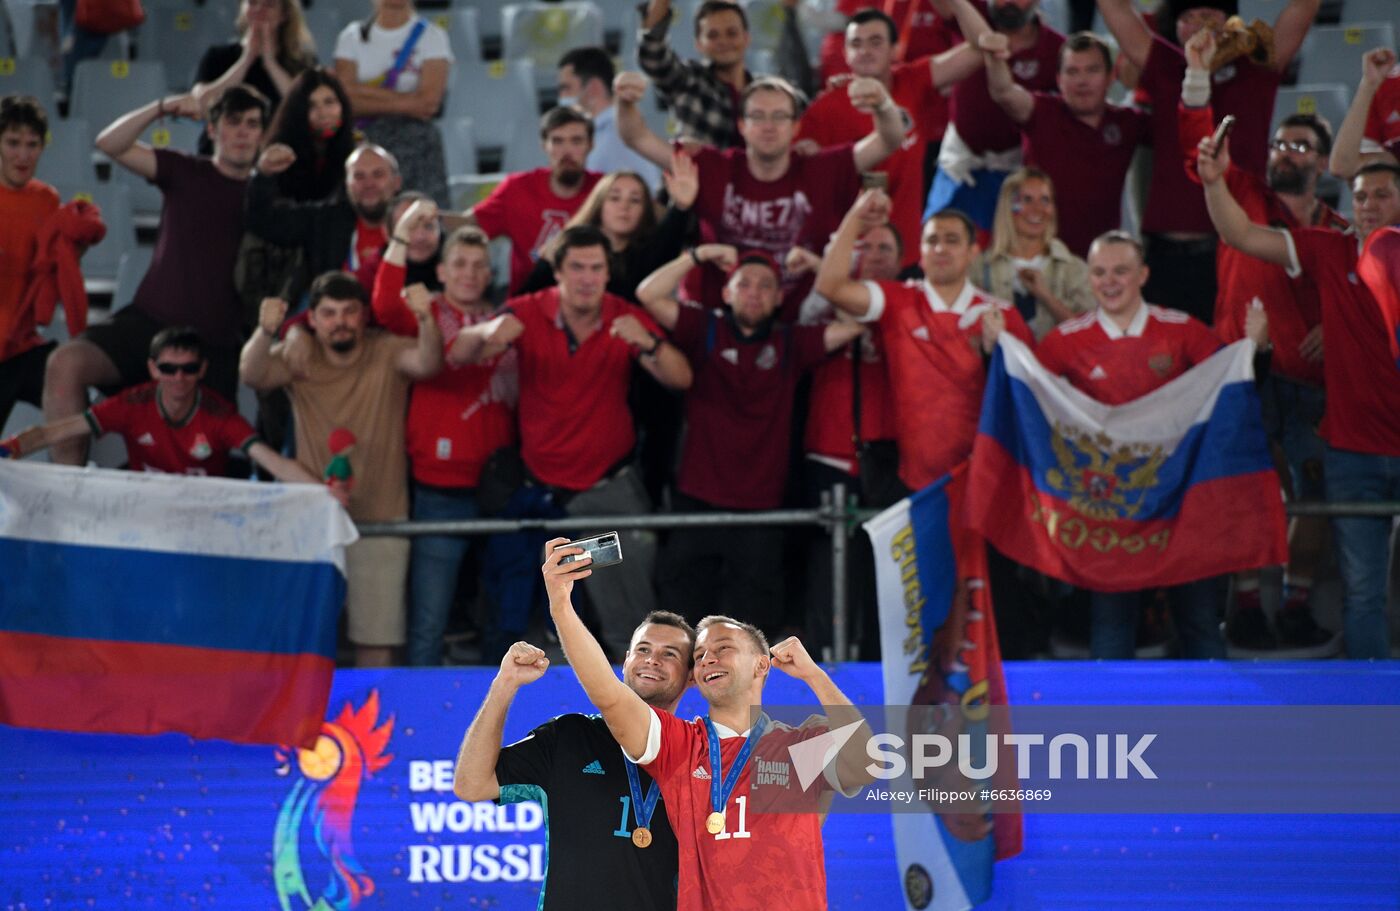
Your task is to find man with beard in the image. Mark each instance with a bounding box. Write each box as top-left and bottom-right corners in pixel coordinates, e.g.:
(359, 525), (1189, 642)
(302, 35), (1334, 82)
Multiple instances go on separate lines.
(245, 141), (403, 297)
(452, 613), (695, 911)
(1202, 141), (1400, 660)
(925, 0), (1065, 235)
(464, 106), (603, 294)
(799, 1), (989, 271)
(541, 539), (874, 911)
(619, 73), (904, 321)
(43, 85), (268, 466)
(981, 29), (1150, 257)
(634, 247), (864, 633)
(1177, 27), (1346, 652)
(239, 271), (444, 667)
(1095, 0), (1319, 322)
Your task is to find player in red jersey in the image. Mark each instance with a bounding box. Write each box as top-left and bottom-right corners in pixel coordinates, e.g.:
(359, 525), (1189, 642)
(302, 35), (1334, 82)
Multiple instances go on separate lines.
(1330, 48), (1400, 180)
(816, 189), (1034, 492)
(1202, 134), (1400, 660)
(540, 537), (874, 911)
(3, 326), (317, 486)
(1035, 230), (1269, 658)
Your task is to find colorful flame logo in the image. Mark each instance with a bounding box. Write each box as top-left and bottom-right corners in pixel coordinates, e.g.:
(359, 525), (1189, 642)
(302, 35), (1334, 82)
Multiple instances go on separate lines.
(272, 690), (395, 911)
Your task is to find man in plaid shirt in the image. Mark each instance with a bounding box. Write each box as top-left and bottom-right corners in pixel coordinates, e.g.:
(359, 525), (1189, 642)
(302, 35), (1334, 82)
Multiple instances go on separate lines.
(638, 0), (755, 149)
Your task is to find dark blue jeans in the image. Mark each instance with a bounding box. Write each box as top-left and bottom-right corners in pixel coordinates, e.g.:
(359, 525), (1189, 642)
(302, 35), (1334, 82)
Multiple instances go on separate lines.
(1325, 446), (1400, 659)
(1090, 577), (1227, 659)
(406, 483), (541, 667)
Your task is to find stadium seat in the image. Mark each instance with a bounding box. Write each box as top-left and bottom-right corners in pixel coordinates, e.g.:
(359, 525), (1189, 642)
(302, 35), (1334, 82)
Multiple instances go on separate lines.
(1271, 83), (1350, 136)
(501, 119), (547, 172)
(743, 0), (788, 55)
(136, 2), (224, 89)
(441, 59), (538, 157)
(450, 171), (505, 212)
(1341, 0), (1400, 30)
(111, 246), (154, 314)
(1297, 23), (1396, 86)
(617, 2), (698, 72)
(442, 116), (480, 177)
(55, 181), (134, 287)
(458, 0), (517, 53)
(502, 2), (605, 88)
(1239, 0), (1289, 24)
(0, 6), (13, 57)
(35, 117), (95, 190)
(304, 1), (346, 62)
(0, 55), (57, 110)
(427, 7), (483, 64)
(1037, 0), (1071, 34)
(70, 59), (169, 123)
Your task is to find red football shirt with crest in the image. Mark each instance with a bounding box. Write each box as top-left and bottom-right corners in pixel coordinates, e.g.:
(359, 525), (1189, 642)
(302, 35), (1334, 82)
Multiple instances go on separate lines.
(862, 279), (1032, 490)
(472, 168), (603, 294)
(85, 383), (257, 475)
(1034, 305), (1222, 404)
(638, 709), (847, 911)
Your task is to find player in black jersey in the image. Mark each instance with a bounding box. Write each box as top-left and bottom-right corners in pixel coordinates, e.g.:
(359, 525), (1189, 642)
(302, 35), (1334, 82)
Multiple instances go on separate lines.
(453, 610), (696, 911)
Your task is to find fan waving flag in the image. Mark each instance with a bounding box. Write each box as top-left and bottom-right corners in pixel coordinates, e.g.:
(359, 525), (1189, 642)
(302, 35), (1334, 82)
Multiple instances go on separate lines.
(866, 468), (1022, 911)
(0, 462), (357, 748)
(967, 334), (1286, 592)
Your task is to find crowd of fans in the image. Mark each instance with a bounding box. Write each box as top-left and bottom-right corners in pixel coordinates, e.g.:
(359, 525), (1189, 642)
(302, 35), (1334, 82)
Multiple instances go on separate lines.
(1, 0), (1398, 667)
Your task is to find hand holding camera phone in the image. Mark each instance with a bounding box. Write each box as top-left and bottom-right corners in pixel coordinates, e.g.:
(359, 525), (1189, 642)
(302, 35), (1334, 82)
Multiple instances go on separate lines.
(556, 532), (624, 570)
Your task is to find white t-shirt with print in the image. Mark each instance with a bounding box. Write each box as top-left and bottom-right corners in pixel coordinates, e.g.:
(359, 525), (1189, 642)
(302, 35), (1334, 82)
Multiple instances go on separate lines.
(334, 17), (453, 94)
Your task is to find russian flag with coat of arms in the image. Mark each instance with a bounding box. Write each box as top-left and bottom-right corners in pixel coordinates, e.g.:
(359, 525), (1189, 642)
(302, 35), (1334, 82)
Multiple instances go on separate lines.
(0, 462), (356, 748)
(967, 334), (1287, 592)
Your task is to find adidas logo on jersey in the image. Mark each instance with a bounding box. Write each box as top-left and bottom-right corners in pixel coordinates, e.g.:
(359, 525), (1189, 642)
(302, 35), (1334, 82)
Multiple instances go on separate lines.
(911, 326), (930, 341)
(1089, 365), (1107, 380)
(137, 432), (156, 447)
(692, 766), (712, 780)
(1388, 110), (1400, 125)
(582, 760), (605, 775)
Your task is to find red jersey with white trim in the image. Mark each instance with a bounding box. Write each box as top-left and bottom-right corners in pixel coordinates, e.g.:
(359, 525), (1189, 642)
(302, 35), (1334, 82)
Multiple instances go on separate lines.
(1287, 228), (1400, 456)
(867, 280), (1032, 489)
(1034, 305), (1222, 404)
(1363, 69), (1400, 154)
(86, 383), (256, 476)
(645, 709), (837, 911)
(471, 168), (603, 294)
(950, 15), (1064, 155)
(508, 288), (662, 490)
(371, 261), (518, 487)
(800, 60), (943, 268)
(1177, 103), (1348, 386)
(1020, 93), (1151, 257)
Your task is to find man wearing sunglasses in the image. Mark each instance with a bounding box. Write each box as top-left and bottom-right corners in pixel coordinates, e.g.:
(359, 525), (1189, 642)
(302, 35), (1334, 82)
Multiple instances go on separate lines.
(2, 326), (316, 487)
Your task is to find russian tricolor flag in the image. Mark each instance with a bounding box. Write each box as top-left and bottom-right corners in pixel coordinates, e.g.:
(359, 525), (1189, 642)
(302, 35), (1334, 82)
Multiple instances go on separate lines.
(0, 462), (356, 748)
(866, 469), (1022, 911)
(968, 335), (1287, 592)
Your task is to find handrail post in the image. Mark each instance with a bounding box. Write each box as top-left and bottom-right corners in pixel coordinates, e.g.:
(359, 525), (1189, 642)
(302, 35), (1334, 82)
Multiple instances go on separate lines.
(831, 482), (849, 662)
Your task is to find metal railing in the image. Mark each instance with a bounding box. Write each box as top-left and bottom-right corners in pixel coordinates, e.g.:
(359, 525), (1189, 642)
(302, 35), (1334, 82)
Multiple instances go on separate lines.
(358, 491), (1400, 660)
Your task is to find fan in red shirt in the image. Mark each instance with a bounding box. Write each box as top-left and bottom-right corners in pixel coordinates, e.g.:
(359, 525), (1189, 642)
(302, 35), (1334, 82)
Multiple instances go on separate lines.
(453, 224), (693, 659)
(3, 327), (317, 487)
(1330, 48), (1400, 181)
(1202, 135), (1400, 661)
(635, 246), (863, 633)
(371, 207), (536, 668)
(981, 29), (1151, 257)
(1176, 28), (1346, 651)
(542, 540), (875, 911)
(464, 106), (603, 294)
(1096, 0), (1318, 323)
(799, 1), (990, 268)
(616, 71), (906, 321)
(1035, 231), (1267, 659)
(817, 190), (1033, 493)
